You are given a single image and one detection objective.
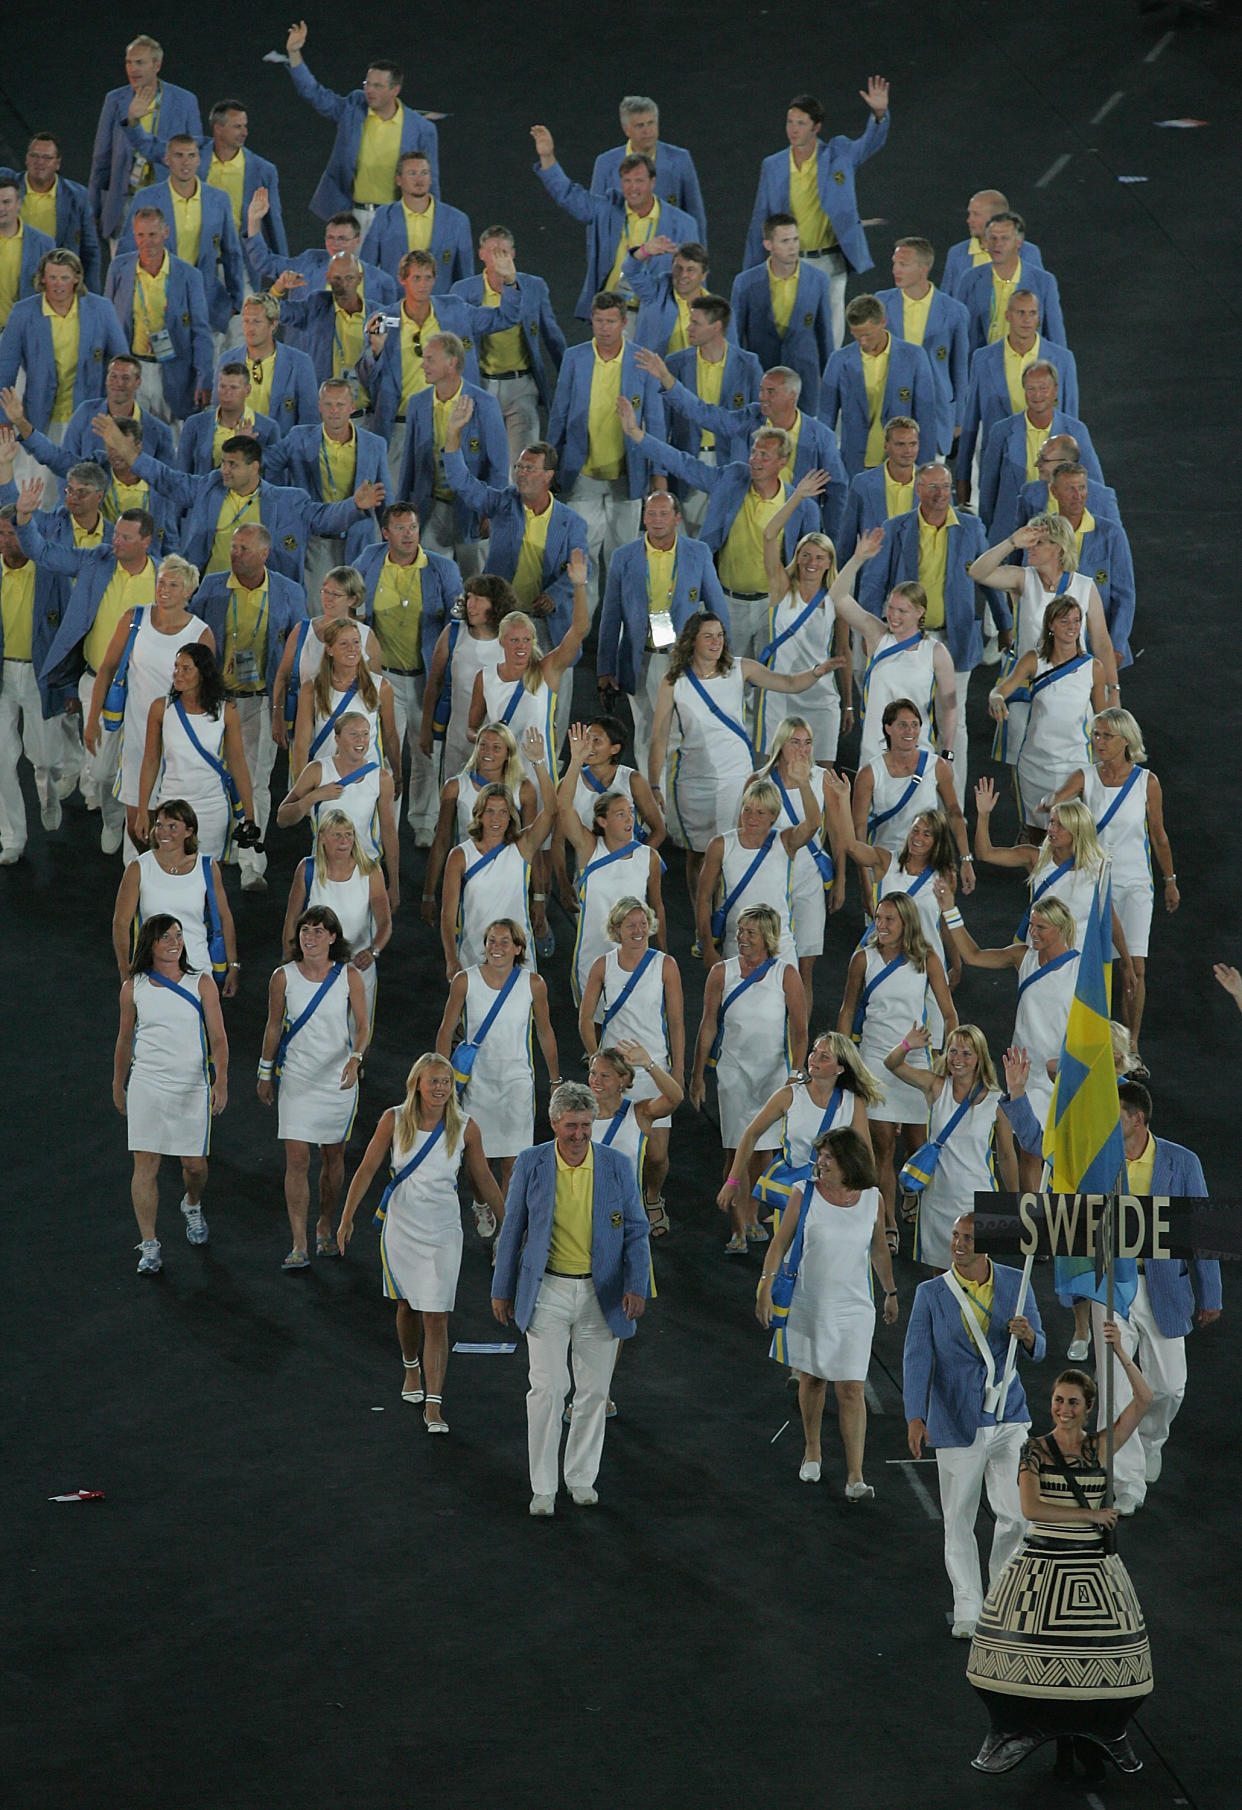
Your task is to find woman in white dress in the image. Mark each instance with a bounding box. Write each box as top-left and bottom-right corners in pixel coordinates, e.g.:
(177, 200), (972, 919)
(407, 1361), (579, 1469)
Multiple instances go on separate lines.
(439, 726), (557, 982)
(1045, 708), (1177, 1070)
(690, 904), (808, 1253)
(112, 798), (238, 993)
(989, 598), (1105, 832)
(420, 573), (507, 784)
(563, 714), (665, 844)
(337, 1053), (504, 1433)
(435, 917), (560, 1204)
(755, 471), (850, 760)
(884, 1022), (1017, 1270)
(831, 527), (960, 769)
(113, 914), (228, 1275)
(647, 611), (840, 913)
(851, 696), (969, 865)
(291, 616), (399, 785)
(578, 895), (686, 1237)
(753, 718), (847, 1020)
(696, 768), (820, 981)
(756, 1127), (898, 1495)
(422, 721), (537, 928)
(282, 808), (391, 1032)
(257, 906), (369, 1270)
(270, 565), (384, 750)
(838, 892), (957, 1253)
(277, 711), (400, 899)
(967, 515), (1118, 767)
(134, 643), (256, 859)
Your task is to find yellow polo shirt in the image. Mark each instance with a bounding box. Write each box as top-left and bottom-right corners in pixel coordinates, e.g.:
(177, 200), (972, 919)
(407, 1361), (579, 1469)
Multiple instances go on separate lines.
(0, 228), (22, 326)
(583, 346), (625, 480)
(884, 466), (915, 519)
(209, 488), (261, 574)
(953, 1261), (995, 1341)
(206, 150), (246, 230)
(606, 200), (662, 292)
(103, 476), (150, 522)
(246, 351), (276, 416)
(1127, 1132), (1156, 1198)
(84, 558), (155, 672)
(917, 504), (959, 629)
(788, 146), (835, 251)
(1025, 414), (1051, 480)
(1, 558), (36, 659)
(547, 1143), (595, 1274)
(1071, 508), (1096, 561)
(478, 274), (527, 376)
(371, 551), (426, 671)
(987, 261), (1023, 344)
(901, 285), (935, 347)
(402, 197), (434, 251)
(332, 303), (366, 388)
(1004, 333), (1040, 414)
(431, 381), (463, 500)
(170, 183), (203, 265)
(133, 94), (159, 188)
(131, 255), (169, 355)
(212, 407), (256, 468)
(718, 485), (785, 593)
(223, 574), (269, 694)
(20, 179), (57, 237)
(399, 305), (438, 412)
(44, 296), (81, 422)
(861, 338), (892, 468)
(966, 235), (990, 269)
(511, 501), (552, 606)
(72, 516), (105, 550)
(353, 104), (404, 205)
(645, 537), (676, 616)
(666, 288), (703, 354)
(319, 426), (358, 500)
(768, 264), (799, 337)
(695, 349), (726, 452)
(778, 410), (804, 485)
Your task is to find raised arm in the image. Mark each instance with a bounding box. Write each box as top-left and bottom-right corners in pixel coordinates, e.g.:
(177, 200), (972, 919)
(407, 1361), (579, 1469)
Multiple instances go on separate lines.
(967, 525), (1035, 594)
(556, 723), (600, 863)
(542, 547), (591, 685)
(971, 775), (1038, 870)
(763, 471), (831, 599)
(515, 728), (558, 858)
(829, 526), (887, 645)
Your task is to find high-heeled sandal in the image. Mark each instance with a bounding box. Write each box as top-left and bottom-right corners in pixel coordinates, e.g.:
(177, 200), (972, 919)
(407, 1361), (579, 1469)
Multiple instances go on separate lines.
(401, 1357), (424, 1405)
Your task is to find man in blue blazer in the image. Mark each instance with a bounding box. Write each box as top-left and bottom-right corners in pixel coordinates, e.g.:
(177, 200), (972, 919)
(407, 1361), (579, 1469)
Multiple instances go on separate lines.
(819, 294), (938, 479)
(0, 256), (128, 436)
(452, 227), (567, 465)
(0, 177), (54, 328)
(12, 414), (180, 558)
(105, 210), (213, 422)
(360, 153), (472, 292)
(598, 493), (728, 771)
(590, 96), (707, 240)
(122, 99), (288, 263)
(620, 241), (710, 355)
(904, 1213), (1045, 1637)
(662, 298), (763, 511)
(835, 416), (920, 565)
(1043, 463), (1136, 667)
(89, 35), (202, 242)
(492, 1082), (649, 1514)
(532, 124), (698, 324)
(875, 239), (971, 458)
(977, 363), (1103, 536)
(242, 198), (397, 335)
(265, 377), (387, 585)
(217, 296), (319, 443)
(730, 215), (835, 416)
(56, 353), (176, 471)
(284, 25), (439, 224)
(1014, 437), (1121, 532)
(955, 290), (1078, 492)
(176, 364), (280, 476)
(941, 189), (1044, 299)
(264, 256), (391, 394)
(115, 140), (246, 337)
(19, 137), (102, 293)
(397, 342), (508, 575)
(957, 212), (1065, 354)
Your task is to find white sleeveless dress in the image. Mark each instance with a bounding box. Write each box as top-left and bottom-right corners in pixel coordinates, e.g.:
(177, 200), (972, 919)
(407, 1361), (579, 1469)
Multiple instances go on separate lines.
(715, 828), (795, 961)
(380, 1117), (468, 1310)
(1082, 766), (1153, 955)
(134, 850), (212, 974)
(592, 1101), (645, 1190)
(571, 763), (639, 834)
(1016, 654), (1095, 827)
(669, 667), (752, 852)
(1024, 855), (1103, 953)
(778, 1081), (856, 1169)
(876, 863), (946, 1047)
(753, 587), (841, 759)
(444, 632), (503, 779)
(1012, 947), (1080, 1128)
(784, 1184), (883, 1380)
(118, 611), (210, 804)
(865, 751), (940, 857)
(154, 704), (231, 858)
(856, 948), (932, 1126)
(914, 1084), (1001, 1269)
(126, 971), (212, 1155)
(454, 839), (532, 970)
(994, 568), (1094, 763)
(458, 965), (535, 1157)
(598, 946), (674, 1125)
(481, 666), (558, 786)
(859, 633), (937, 768)
(309, 685), (381, 768)
(303, 858), (377, 1028)
(276, 962), (358, 1144)
(714, 956), (792, 1150)
(769, 768), (830, 959)
(315, 753), (383, 861)
(572, 835), (655, 1006)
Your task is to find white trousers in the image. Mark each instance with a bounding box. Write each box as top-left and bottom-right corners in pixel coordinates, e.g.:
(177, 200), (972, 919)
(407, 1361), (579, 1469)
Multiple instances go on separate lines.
(679, 446), (716, 536)
(629, 649), (671, 779)
(79, 671), (125, 838)
(1091, 1283), (1187, 1507)
(565, 475), (641, 621)
(232, 694), (279, 879)
(384, 669), (438, 839)
(421, 498), (483, 579)
(525, 1274), (619, 1496)
(303, 535), (347, 606)
(924, 632), (971, 805)
(0, 661), (58, 851)
(135, 359), (177, 429)
(719, 588), (768, 663)
(805, 248), (848, 353)
(935, 1420), (1029, 1621)
(482, 372), (540, 474)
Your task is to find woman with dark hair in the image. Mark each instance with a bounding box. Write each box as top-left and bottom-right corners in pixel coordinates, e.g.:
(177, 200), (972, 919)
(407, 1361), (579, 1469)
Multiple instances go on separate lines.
(967, 1327), (1154, 1781)
(135, 643), (257, 858)
(420, 573), (509, 782)
(755, 1126), (897, 1496)
(439, 727), (556, 982)
(988, 595), (1105, 833)
(113, 798), (239, 994)
(850, 695), (969, 867)
(112, 913), (228, 1275)
(257, 905), (369, 1270)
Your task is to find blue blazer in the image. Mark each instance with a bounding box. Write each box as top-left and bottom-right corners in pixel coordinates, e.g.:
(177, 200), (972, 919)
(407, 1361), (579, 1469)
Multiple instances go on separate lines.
(1, 224), (55, 317)
(903, 1263), (1046, 1448)
(442, 446), (588, 642)
(546, 341), (667, 499)
(956, 336), (1079, 481)
(104, 253), (212, 421)
(397, 382), (509, 538)
(598, 532), (728, 693)
(18, 177), (101, 292)
(124, 125), (288, 260)
(353, 541), (463, 673)
(89, 81), (203, 240)
(818, 337), (939, 478)
(23, 519), (161, 690)
(743, 115), (890, 272)
(0, 294), (129, 433)
(19, 428), (180, 555)
(1074, 516), (1136, 669)
(958, 261), (1066, 355)
(449, 272), (567, 412)
(264, 422), (388, 560)
(875, 286), (970, 456)
(942, 237), (1043, 300)
(211, 343), (320, 439)
(62, 399), (176, 469)
(273, 277), (397, 387)
(639, 435), (821, 568)
(194, 567), (308, 696)
(132, 453), (362, 583)
(176, 406), (280, 475)
(590, 140), (707, 240)
(728, 261), (834, 416)
(358, 288), (521, 440)
(288, 60), (439, 218)
(621, 256), (710, 356)
(493, 1141), (650, 1338)
(534, 160), (697, 321)
(242, 235), (398, 328)
(837, 465), (916, 567)
(1001, 1095), (1223, 1338)
(1015, 477), (1122, 532)
(361, 200), (473, 291)
(116, 180), (246, 333)
(979, 408), (1104, 536)
(872, 508), (1008, 669)
(664, 346), (762, 468)
(662, 383), (848, 541)
(0, 491), (90, 716)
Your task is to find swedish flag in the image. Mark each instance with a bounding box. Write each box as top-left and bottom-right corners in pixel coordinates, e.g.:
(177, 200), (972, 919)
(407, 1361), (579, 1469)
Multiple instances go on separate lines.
(1045, 863), (1125, 1193)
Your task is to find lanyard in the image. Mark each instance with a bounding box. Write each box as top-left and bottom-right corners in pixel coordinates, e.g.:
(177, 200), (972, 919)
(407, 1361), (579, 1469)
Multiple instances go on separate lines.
(229, 584), (268, 650)
(318, 430), (353, 500)
(644, 545), (678, 609)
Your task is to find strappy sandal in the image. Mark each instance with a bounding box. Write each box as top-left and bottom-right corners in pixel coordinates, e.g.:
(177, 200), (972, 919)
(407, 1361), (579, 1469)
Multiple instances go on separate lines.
(645, 1196), (670, 1237)
(402, 1358), (424, 1405)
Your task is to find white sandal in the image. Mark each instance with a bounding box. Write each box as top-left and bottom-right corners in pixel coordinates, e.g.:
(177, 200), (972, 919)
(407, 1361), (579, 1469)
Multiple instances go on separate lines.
(401, 1357), (424, 1405)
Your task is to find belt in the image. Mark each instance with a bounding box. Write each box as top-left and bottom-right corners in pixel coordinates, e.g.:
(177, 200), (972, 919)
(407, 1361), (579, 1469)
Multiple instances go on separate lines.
(384, 666), (423, 677)
(545, 1267), (592, 1279)
(135, 354), (158, 363)
(4, 656), (32, 664)
(802, 246), (843, 262)
(483, 368), (530, 382)
(723, 588), (766, 601)
(84, 663), (98, 677)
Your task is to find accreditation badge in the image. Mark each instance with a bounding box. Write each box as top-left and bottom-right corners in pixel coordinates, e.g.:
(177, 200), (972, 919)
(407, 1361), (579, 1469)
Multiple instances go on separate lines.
(648, 610), (676, 649)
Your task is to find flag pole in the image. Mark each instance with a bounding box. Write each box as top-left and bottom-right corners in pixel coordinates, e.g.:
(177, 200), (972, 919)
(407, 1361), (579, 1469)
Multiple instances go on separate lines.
(989, 1251), (1035, 1418)
(1102, 1192), (1116, 1508)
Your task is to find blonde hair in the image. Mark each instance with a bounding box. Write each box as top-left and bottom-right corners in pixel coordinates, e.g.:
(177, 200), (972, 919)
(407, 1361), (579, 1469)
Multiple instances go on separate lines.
(34, 249), (86, 298)
(807, 1030), (885, 1106)
(1110, 1019), (1135, 1073)
(1028, 511), (1079, 574)
(605, 895), (657, 940)
(313, 617), (379, 717)
(737, 903), (781, 957)
(874, 891), (931, 970)
(1093, 707), (1146, 764)
(313, 808), (376, 879)
(590, 1045), (636, 1087)
(757, 715), (815, 778)
(498, 610), (546, 694)
(395, 1053), (464, 1158)
(933, 1023), (999, 1091)
(466, 781), (521, 844)
(157, 553), (200, 594)
(1032, 800), (1102, 883)
(1029, 896), (1076, 947)
(465, 720), (526, 799)
(323, 565), (366, 612)
(739, 778), (781, 820)
(888, 580), (928, 623)
(785, 531), (837, 589)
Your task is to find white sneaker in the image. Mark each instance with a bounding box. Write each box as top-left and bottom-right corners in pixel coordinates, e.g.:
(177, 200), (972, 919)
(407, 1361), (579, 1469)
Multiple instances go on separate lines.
(529, 1494), (556, 1517)
(41, 798), (62, 831)
(101, 822), (124, 855)
(799, 1460), (821, 1483)
(951, 1619), (978, 1640)
(181, 1196), (209, 1245)
(570, 1487), (598, 1506)
(135, 1238), (162, 1274)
